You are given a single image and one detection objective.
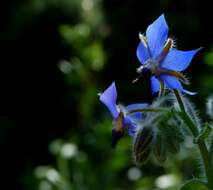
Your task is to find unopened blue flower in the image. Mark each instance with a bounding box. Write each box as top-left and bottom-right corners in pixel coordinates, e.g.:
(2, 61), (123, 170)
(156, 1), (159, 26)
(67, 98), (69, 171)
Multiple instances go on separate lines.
(136, 14), (201, 95)
(99, 82), (148, 147)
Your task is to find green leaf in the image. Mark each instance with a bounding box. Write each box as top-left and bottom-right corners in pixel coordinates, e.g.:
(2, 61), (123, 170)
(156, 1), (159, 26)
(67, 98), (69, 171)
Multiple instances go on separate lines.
(195, 123), (212, 143)
(181, 179), (208, 190)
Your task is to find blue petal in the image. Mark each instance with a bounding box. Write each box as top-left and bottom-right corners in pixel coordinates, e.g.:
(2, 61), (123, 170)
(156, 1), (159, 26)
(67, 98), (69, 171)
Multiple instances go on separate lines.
(136, 42), (149, 64)
(124, 104), (148, 137)
(161, 75), (183, 90)
(126, 103), (149, 112)
(161, 48), (201, 71)
(124, 117), (138, 137)
(151, 76), (160, 93)
(160, 75), (196, 95)
(128, 123), (138, 137)
(146, 14), (169, 58)
(125, 103), (148, 122)
(99, 82), (119, 118)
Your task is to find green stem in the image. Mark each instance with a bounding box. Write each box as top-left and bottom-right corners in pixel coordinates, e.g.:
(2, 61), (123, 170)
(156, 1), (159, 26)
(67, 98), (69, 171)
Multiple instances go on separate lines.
(127, 108), (169, 114)
(173, 90), (213, 188)
(210, 137), (213, 160)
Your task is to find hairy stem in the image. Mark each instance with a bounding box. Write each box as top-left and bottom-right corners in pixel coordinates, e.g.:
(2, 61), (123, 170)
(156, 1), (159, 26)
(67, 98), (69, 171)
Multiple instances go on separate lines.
(173, 90), (213, 188)
(210, 137), (213, 160)
(127, 107), (169, 114)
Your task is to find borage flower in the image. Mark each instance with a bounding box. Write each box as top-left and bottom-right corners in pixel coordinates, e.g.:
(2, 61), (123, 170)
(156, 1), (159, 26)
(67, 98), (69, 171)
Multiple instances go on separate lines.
(136, 14), (201, 95)
(99, 82), (148, 147)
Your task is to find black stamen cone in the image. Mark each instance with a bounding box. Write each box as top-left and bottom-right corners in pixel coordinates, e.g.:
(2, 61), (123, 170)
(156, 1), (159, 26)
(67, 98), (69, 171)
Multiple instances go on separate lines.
(141, 68), (152, 77)
(111, 128), (124, 148)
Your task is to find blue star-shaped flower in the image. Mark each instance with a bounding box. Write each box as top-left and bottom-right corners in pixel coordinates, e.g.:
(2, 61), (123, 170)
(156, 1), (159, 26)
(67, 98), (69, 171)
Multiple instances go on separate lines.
(136, 14), (201, 95)
(99, 82), (148, 147)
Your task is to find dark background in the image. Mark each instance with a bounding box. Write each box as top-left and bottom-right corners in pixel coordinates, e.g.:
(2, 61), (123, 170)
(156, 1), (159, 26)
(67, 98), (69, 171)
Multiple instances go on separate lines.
(0, 0), (213, 189)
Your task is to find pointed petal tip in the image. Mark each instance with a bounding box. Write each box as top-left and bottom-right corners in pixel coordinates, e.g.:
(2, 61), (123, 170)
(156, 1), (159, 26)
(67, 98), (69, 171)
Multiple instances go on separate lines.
(157, 13), (168, 27)
(196, 47), (203, 53)
(99, 81), (116, 97)
(146, 13), (169, 58)
(159, 13), (166, 19)
(108, 81), (116, 91)
(111, 81), (116, 86)
(191, 47), (202, 54)
(189, 47), (202, 56)
(161, 47), (202, 72)
(188, 46), (202, 60)
(99, 81), (119, 118)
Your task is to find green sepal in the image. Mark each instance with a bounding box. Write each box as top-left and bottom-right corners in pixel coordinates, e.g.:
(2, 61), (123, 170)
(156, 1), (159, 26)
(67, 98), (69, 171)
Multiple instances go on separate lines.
(153, 134), (167, 163)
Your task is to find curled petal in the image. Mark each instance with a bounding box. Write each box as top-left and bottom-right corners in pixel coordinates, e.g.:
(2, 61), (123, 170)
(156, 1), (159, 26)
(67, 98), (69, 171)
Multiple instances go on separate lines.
(183, 89), (197, 95)
(128, 124), (138, 137)
(136, 42), (150, 64)
(124, 117), (138, 137)
(151, 76), (160, 93)
(160, 75), (196, 95)
(146, 14), (169, 58)
(125, 103), (148, 136)
(161, 48), (202, 71)
(99, 82), (119, 118)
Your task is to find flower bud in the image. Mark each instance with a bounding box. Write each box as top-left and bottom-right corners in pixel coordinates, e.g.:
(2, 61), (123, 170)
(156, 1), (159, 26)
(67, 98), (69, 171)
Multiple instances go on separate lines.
(153, 135), (167, 163)
(133, 127), (154, 164)
(166, 138), (180, 154)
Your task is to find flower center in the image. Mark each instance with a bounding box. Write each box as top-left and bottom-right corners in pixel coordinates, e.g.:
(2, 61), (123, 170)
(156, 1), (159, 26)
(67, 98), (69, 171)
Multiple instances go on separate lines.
(137, 59), (160, 76)
(145, 59), (159, 73)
